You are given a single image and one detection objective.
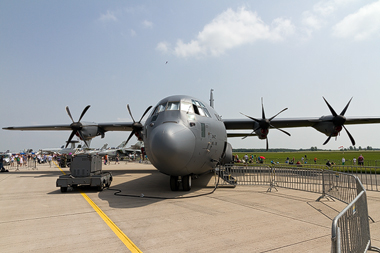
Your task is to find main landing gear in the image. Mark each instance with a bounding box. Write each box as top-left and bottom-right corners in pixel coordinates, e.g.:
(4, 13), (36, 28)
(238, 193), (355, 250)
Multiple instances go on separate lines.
(170, 175), (192, 191)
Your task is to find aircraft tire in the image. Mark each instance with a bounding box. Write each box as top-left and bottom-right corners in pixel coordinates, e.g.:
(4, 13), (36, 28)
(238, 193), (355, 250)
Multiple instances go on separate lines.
(170, 176), (180, 191)
(182, 175), (191, 191)
(60, 187), (67, 193)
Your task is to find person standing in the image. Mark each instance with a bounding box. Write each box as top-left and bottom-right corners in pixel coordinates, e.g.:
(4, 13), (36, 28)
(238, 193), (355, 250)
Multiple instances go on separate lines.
(342, 157), (345, 165)
(0, 156), (9, 172)
(48, 155), (53, 167)
(104, 154), (108, 165)
(358, 155), (364, 166)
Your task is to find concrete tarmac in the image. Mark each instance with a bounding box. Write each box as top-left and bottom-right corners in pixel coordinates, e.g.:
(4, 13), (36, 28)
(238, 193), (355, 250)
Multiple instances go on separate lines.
(1, 161), (380, 252)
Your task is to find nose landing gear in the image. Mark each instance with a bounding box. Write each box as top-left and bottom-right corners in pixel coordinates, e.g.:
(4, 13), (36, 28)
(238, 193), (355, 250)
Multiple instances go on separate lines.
(170, 175), (192, 191)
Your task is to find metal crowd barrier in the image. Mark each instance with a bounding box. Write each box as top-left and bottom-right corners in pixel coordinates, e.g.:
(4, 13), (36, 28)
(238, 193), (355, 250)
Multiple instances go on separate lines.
(331, 177), (380, 253)
(3, 158), (37, 171)
(328, 165), (380, 192)
(217, 164), (379, 253)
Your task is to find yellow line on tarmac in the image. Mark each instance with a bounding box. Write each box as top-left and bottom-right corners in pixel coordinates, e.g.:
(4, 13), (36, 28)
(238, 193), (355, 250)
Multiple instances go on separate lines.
(54, 161), (142, 253)
(53, 161), (66, 175)
(80, 191), (142, 253)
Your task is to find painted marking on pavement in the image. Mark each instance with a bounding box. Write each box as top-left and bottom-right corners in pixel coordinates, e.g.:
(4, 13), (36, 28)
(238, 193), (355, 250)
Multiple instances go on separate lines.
(53, 161), (66, 175)
(54, 161), (141, 252)
(80, 191), (142, 253)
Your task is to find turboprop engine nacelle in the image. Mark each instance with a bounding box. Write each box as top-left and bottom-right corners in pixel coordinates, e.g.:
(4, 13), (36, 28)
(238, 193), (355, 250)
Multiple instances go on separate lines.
(220, 142), (233, 165)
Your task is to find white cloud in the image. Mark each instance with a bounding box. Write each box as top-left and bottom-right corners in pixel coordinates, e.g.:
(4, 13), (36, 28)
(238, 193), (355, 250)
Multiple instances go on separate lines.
(156, 42), (170, 53)
(162, 7), (294, 58)
(300, 0), (358, 37)
(99, 10), (117, 22)
(302, 11), (324, 30)
(332, 0), (380, 40)
(142, 20), (153, 28)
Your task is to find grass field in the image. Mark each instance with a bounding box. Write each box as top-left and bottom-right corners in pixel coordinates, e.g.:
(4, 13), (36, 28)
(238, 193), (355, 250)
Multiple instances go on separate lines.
(233, 150), (380, 166)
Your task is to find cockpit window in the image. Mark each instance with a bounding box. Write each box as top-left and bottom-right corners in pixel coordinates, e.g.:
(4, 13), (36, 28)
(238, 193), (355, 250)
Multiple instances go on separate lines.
(151, 103), (166, 119)
(157, 104), (166, 113)
(167, 102), (180, 111)
(190, 99), (211, 118)
(181, 102), (194, 114)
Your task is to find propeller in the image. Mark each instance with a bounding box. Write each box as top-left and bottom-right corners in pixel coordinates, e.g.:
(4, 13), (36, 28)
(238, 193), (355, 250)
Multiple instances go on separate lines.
(240, 98), (290, 151)
(322, 97), (355, 146)
(125, 104), (152, 145)
(65, 105), (91, 148)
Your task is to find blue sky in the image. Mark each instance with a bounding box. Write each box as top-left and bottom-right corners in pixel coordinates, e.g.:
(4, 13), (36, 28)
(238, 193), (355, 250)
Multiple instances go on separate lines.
(1, 0), (380, 152)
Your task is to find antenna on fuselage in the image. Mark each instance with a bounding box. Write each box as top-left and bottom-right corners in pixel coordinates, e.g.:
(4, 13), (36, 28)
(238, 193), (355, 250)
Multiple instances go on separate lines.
(210, 89), (214, 109)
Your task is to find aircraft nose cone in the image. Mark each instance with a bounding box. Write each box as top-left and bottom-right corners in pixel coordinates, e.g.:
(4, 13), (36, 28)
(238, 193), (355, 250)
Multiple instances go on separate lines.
(147, 123), (195, 175)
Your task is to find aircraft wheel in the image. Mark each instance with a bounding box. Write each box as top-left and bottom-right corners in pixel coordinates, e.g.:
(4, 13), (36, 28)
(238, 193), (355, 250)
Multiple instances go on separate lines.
(182, 175), (191, 191)
(170, 176), (180, 191)
(60, 187), (67, 193)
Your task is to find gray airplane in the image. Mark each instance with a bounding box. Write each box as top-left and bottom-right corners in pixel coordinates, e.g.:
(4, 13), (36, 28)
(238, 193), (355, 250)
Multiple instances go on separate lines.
(39, 140), (81, 155)
(4, 92), (380, 191)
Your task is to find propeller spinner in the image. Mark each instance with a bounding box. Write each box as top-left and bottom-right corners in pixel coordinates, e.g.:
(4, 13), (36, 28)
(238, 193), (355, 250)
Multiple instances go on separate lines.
(125, 104), (152, 145)
(322, 97), (355, 146)
(65, 105), (91, 148)
(241, 98), (290, 151)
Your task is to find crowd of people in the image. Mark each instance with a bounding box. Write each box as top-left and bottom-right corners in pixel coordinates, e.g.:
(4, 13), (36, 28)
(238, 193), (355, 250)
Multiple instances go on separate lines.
(233, 153), (367, 167)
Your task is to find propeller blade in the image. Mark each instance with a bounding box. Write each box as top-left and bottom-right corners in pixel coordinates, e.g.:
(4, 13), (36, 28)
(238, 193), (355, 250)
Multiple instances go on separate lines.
(323, 132), (334, 145)
(266, 138), (269, 151)
(240, 112), (260, 123)
(343, 125), (356, 146)
(241, 130), (255, 139)
(65, 106), (75, 123)
(77, 130), (88, 148)
(268, 108), (288, 121)
(126, 131), (135, 145)
(269, 124), (291, 136)
(261, 98), (266, 119)
(127, 104), (135, 123)
(340, 97), (353, 116)
(138, 106), (153, 123)
(323, 97), (338, 117)
(78, 105), (91, 122)
(65, 130), (77, 148)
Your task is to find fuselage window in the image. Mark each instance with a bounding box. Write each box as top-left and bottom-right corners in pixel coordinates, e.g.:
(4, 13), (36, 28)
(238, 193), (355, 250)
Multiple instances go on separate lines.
(166, 102), (180, 111)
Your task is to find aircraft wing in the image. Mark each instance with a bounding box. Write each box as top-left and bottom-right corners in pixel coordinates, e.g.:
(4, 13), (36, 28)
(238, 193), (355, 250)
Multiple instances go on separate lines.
(3, 122), (135, 132)
(344, 117), (380, 124)
(227, 133), (257, 138)
(3, 124), (73, 131)
(223, 117), (380, 130)
(223, 118), (318, 130)
(97, 122), (134, 132)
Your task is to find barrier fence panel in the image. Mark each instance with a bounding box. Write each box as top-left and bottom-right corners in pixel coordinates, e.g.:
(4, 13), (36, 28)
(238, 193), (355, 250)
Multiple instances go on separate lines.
(272, 166), (323, 194)
(330, 178), (380, 253)
(323, 171), (358, 204)
(217, 164), (272, 187)
(218, 164), (379, 252)
(329, 165), (380, 192)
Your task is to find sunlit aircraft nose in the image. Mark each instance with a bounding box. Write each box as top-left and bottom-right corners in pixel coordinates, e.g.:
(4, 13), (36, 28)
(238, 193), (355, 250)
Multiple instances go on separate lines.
(147, 123), (195, 175)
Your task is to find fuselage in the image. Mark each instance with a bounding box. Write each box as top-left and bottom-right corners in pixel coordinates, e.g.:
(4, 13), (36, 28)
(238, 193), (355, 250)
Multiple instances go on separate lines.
(143, 95), (227, 176)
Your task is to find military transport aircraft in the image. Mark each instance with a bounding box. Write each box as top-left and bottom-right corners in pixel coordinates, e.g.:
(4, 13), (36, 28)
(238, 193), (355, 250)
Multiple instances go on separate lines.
(4, 92), (380, 191)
